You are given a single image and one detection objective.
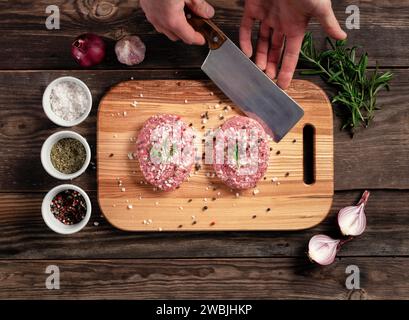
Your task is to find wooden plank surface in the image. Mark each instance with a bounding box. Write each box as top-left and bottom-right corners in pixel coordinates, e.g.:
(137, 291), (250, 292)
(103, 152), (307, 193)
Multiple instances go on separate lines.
(0, 0), (408, 69)
(97, 79), (333, 231)
(0, 258), (408, 299)
(0, 190), (407, 259)
(0, 69), (407, 192)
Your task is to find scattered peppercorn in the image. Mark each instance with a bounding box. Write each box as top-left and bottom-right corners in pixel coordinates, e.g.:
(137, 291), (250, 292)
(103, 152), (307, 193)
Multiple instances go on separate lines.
(266, 208), (271, 212)
(276, 151), (281, 155)
(202, 206), (208, 211)
(285, 172), (290, 177)
(109, 153), (114, 158)
(252, 215), (257, 219)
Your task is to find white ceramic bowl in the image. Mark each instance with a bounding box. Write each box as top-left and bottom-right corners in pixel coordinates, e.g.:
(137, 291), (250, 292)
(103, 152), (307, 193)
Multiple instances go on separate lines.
(41, 131), (91, 180)
(42, 184), (92, 235)
(43, 76), (92, 127)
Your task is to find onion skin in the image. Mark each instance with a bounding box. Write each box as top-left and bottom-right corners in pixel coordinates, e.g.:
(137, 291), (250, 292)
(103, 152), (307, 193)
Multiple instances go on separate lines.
(115, 35), (146, 66)
(71, 33), (106, 68)
(308, 234), (340, 266)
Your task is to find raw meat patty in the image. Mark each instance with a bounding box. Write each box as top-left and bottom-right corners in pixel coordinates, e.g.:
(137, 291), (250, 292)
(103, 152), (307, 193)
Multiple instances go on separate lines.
(213, 116), (270, 190)
(136, 114), (195, 191)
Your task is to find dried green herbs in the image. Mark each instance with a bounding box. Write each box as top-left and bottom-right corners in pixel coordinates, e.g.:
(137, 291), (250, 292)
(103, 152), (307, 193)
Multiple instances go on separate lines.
(50, 138), (86, 174)
(300, 32), (393, 135)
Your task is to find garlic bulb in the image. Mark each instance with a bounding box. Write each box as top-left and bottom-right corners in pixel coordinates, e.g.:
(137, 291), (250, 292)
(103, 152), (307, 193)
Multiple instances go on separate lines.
(338, 190), (370, 236)
(115, 35), (146, 66)
(308, 234), (340, 266)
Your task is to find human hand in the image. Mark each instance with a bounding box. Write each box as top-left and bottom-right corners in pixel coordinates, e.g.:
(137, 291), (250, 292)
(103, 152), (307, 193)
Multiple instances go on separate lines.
(140, 0), (215, 45)
(240, 0), (346, 89)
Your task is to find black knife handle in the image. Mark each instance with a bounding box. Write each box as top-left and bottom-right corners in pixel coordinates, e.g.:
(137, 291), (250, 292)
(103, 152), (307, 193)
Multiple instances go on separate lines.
(186, 10), (227, 50)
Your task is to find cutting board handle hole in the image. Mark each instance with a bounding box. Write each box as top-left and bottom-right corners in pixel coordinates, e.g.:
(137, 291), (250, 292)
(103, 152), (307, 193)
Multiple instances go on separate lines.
(303, 124), (316, 185)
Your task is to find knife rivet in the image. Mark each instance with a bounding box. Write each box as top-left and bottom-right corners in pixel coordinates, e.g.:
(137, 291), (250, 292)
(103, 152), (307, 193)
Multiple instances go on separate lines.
(213, 36), (219, 43)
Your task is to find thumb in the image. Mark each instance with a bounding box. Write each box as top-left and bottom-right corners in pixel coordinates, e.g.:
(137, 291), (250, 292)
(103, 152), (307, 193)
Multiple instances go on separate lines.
(317, 7), (347, 40)
(186, 0), (215, 19)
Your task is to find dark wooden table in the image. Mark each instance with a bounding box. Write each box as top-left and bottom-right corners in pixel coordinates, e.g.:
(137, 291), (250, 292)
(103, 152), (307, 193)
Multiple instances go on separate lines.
(0, 0), (408, 299)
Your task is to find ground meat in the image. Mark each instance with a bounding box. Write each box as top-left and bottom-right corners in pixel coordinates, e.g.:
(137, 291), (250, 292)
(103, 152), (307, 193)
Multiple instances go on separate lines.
(213, 116), (270, 190)
(136, 114), (195, 191)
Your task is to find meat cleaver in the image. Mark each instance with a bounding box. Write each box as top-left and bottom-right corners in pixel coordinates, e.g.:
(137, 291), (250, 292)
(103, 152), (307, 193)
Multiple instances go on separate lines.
(187, 14), (304, 142)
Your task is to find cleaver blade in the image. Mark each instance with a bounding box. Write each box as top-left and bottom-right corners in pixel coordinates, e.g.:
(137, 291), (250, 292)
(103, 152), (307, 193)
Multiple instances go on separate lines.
(188, 14), (304, 142)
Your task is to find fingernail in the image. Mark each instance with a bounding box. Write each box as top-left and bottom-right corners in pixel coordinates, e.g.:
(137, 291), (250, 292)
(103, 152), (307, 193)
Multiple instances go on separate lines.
(207, 6), (215, 17)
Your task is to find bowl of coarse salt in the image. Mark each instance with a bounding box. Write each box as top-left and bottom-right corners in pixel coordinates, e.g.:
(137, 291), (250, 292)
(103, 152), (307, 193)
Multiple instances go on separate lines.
(43, 76), (92, 127)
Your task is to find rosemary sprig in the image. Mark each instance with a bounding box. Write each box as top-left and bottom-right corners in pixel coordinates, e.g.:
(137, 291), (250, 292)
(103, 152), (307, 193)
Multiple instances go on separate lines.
(300, 32), (393, 135)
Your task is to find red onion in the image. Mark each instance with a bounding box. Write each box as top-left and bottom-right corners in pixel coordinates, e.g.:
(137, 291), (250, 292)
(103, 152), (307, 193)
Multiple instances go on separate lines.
(308, 234), (340, 266)
(115, 35), (146, 66)
(71, 33), (106, 68)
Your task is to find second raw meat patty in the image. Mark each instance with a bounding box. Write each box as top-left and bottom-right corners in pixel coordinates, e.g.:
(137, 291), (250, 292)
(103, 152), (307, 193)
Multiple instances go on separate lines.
(213, 116), (270, 190)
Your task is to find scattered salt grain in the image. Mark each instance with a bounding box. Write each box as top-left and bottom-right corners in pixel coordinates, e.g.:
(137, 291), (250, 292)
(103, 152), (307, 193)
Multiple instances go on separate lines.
(128, 152), (135, 160)
(127, 204), (133, 210)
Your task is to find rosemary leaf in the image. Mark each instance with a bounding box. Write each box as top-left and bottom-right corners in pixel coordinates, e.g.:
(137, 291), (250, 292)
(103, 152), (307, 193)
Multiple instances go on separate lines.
(300, 32), (393, 136)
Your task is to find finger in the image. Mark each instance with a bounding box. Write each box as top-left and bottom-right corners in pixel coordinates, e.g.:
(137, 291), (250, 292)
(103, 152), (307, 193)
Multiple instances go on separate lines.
(162, 30), (180, 42)
(277, 34), (304, 90)
(155, 26), (180, 42)
(186, 0), (215, 18)
(239, 14), (254, 57)
(255, 22), (271, 70)
(317, 8), (347, 40)
(171, 16), (206, 45)
(265, 30), (284, 79)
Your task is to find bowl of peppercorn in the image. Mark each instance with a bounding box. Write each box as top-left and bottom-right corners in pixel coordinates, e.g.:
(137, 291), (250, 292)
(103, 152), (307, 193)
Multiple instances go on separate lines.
(42, 184), (92, 234)
(41, 130), (91, 180)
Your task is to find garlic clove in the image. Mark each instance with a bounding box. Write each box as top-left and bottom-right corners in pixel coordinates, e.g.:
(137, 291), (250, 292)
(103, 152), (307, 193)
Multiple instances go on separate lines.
(308, 234), (340, 266)
(338, 190), (370, 236)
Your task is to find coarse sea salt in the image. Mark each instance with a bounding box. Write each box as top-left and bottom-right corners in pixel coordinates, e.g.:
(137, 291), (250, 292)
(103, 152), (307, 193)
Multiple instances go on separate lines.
(49, 81), (89, 122)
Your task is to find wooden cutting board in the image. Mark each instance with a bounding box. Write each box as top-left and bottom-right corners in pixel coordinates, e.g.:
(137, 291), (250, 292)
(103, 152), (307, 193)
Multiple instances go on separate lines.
(97, 80), (333, 231)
